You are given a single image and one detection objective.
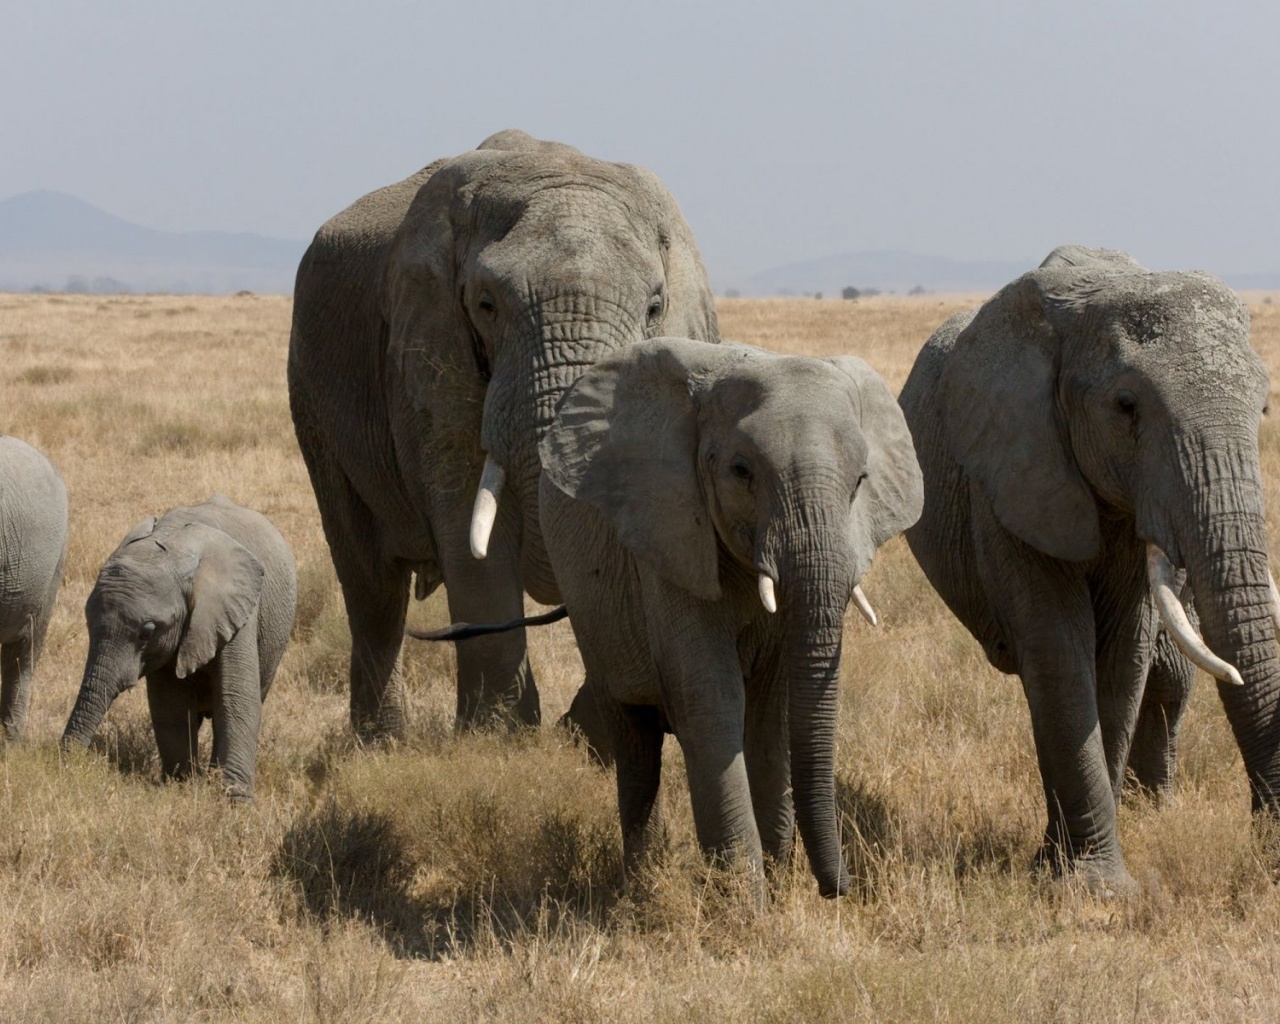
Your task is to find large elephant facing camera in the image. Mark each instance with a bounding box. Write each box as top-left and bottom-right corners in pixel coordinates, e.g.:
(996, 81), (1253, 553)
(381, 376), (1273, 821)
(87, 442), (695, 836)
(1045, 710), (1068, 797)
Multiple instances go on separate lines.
(289, 130), (717, 739)
(900, 245), (1280, 893)
(541, 339), (924, 898)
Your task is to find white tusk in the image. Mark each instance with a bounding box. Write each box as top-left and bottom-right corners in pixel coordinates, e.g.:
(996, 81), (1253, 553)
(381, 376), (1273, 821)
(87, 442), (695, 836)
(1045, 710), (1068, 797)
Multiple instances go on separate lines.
(469, 455), (505, 560)
(1269, 570), (1280, 641)
(852, 585), (878, 627)
(759, 574), (777, 614)
(1148, 544), (1244, 687)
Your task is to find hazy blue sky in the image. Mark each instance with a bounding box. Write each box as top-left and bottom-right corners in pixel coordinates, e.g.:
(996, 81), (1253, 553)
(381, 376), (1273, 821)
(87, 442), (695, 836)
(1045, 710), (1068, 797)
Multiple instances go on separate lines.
(4, 0), (1278, 282)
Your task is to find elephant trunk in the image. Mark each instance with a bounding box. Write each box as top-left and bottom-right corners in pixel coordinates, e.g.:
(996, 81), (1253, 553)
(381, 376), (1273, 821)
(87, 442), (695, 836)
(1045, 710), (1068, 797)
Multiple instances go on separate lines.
(476, 297), (639, 595)
(1178, 437), (1280, 816)
(776, 520), (853, 898)
(61, 639), (138, 748)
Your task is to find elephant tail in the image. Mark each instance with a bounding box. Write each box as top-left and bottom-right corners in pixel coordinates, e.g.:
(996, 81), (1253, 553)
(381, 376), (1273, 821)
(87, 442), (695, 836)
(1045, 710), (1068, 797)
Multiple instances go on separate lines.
(406, 605), (568, 643)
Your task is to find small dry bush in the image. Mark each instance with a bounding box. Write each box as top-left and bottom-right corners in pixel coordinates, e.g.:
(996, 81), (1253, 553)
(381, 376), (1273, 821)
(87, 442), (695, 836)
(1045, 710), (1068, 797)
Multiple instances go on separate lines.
(2, 292), (1280, 1020)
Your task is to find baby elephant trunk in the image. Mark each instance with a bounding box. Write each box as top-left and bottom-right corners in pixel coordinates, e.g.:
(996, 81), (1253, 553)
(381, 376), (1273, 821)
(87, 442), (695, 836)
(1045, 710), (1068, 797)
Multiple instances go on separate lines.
(61, 639), (139, 747)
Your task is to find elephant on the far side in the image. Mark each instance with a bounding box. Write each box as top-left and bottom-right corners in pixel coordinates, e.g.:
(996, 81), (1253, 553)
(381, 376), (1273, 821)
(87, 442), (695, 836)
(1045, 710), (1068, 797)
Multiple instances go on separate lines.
(62, 495), (297, 800)
(0, 436), (68, 739)
(540, 338), (924, 898)
(900, 245), (1280, 894)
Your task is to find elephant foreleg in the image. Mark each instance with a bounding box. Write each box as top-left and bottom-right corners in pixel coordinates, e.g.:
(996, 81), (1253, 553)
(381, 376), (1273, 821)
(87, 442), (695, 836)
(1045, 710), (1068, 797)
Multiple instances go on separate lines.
(146, 670), (201, 781)
(611, 702), (667, 876)
(209, 622), (263, 802)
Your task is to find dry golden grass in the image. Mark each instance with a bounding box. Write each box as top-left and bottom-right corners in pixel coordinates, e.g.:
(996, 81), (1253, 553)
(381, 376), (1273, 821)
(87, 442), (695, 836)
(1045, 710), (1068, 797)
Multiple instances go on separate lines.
(1, 289), (1280, 1021)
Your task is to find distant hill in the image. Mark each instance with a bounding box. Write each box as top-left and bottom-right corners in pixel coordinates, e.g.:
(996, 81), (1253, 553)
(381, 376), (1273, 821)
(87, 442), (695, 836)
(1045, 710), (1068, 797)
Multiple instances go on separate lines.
(0, 191), (307, 294)
(728, 248), (1280, 297)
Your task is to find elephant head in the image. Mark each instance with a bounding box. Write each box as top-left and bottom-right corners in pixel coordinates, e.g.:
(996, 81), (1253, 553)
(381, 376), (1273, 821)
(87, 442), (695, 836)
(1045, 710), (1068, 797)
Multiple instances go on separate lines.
(384, 130), (717, 584)
(941, 245), (1280, 814)
(62, 517), (265, 746)
(541, 338), (923, 896)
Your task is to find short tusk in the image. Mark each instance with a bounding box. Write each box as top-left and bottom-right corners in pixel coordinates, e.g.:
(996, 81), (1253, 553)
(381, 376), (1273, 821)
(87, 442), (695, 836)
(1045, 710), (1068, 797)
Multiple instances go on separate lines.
(469, 455), (505, 560)
(1147, 544), (1244, 687)
(1269, 570), (1280, 640)
(852, 585), (877, 627)
(759, 574), (777, 614)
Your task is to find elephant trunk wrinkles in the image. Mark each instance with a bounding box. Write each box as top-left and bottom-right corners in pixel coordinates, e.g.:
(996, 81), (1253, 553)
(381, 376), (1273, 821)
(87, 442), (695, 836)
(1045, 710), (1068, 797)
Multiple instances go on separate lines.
(62, 639), (138, 747)
(777, 510), (853, 898)
(1179, 436), (1280, 815)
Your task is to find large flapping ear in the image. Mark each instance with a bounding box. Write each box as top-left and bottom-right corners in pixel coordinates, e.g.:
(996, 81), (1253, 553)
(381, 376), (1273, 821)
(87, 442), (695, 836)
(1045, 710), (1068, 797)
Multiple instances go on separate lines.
(119, 515), (158, 548)
(541, 338), (752, 600)
(631, 167), (720, 344)
(939, 271), (1101, 562)
(823, 356), (925, 576)
(172, 524), (265, 679)
(382, 151), (493, 422)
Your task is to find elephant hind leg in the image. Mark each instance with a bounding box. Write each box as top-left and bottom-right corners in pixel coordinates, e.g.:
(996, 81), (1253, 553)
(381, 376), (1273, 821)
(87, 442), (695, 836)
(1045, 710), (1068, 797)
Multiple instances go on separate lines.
(1126, 627), (1194, 801)
(0, 638), (33, 740)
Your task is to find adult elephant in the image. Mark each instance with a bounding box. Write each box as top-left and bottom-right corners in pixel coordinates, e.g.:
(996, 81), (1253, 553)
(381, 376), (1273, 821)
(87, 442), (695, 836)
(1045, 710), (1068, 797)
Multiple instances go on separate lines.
(539, 339), (924, 898)
(289, 130), (718, 739)
(900, 245), (1280, 894)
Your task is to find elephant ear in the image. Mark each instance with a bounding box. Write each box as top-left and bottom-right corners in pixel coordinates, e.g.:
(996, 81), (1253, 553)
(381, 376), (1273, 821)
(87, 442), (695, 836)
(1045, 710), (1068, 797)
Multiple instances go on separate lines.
(632, 167), (719, 345)
(172, 524), (265, 679)
(382, 152), (491, 421)
(1039, 244), (1146, 272)
(120, 515), (158, 547)
(940, 272), (1101, 562)
(541, 337), (748, 600)
(823, 356), (924, 575)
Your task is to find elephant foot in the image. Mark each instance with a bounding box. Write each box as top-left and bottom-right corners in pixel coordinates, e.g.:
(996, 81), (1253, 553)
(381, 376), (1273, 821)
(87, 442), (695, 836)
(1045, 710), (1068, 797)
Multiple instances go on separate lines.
(1032, 839), (1138, 899)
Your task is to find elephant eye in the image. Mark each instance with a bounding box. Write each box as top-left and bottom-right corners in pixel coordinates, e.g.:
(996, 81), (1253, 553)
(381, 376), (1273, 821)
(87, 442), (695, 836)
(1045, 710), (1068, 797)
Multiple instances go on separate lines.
(477, 294), (496, 315)
(729, 457), (752, 484)
(852, 471), (868, 500)
(1115, 390), (1138, 417)
(139, 621), (156, 643)
(646, 291), (664, 324)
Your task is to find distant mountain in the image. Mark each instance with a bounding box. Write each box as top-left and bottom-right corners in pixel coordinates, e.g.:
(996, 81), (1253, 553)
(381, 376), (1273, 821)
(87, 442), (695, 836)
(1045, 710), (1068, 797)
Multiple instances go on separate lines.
(729, 248), (1280, 297)
(0, 190), (308, 294)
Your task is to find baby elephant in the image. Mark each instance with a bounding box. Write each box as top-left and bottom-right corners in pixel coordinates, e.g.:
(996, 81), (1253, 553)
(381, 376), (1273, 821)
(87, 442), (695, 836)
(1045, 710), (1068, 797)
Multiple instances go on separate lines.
(62, 495), (296, 800)
(0, 436), (69, 739)
(540, 338), (923, 898)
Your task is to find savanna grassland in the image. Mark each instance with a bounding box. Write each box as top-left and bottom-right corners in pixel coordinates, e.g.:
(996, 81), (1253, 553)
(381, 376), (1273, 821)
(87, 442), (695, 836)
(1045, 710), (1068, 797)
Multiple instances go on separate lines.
(3, 290), (1280, 1022)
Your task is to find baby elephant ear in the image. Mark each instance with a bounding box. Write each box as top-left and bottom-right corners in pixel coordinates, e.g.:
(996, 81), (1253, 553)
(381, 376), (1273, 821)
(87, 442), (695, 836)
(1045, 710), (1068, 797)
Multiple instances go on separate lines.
(120, 515), (158, 547)
(174, 524), (265, 679)
(541, 337), (741, 601)
(823, 356), (925, 574)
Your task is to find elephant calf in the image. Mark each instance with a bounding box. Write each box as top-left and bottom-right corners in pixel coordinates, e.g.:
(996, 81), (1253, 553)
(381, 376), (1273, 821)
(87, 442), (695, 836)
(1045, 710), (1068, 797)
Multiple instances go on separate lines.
(62, 495), (297, 800)
(540, 338), (924, 898)
(0, 436), (68, 740)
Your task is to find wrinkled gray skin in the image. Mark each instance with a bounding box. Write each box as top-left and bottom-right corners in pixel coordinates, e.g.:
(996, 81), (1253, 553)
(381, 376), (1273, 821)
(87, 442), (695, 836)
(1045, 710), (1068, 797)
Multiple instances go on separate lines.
(540, 338), (924, 898)
(289, 130), (717, 740)
(0, 436), (68, 739)
(62, 496), (297, 800)
(900, 245), (1280, 893)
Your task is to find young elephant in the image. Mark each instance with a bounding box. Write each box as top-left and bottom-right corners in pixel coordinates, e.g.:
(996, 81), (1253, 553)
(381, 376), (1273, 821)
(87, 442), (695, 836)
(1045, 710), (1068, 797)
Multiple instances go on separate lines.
(0, 436), (68, 739)
(62, 495), (296, 800)
(539, 338), (923, 898)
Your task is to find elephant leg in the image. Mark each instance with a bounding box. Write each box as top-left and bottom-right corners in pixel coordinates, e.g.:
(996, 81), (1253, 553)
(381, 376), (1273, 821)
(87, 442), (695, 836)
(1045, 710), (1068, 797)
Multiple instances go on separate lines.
(146, 671), (201, 780)
(299, 429), (409, 741)
(209, 623), (263, 801)
(1126, 626), (1195, 801)
(744, 666), (793, 871)
(611, 702), (667, 875)
(559, 677), (614, 766)
(0, 637), (34, 741)
(436, 524), (540, 730)
(974, 509), (1132, 892)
